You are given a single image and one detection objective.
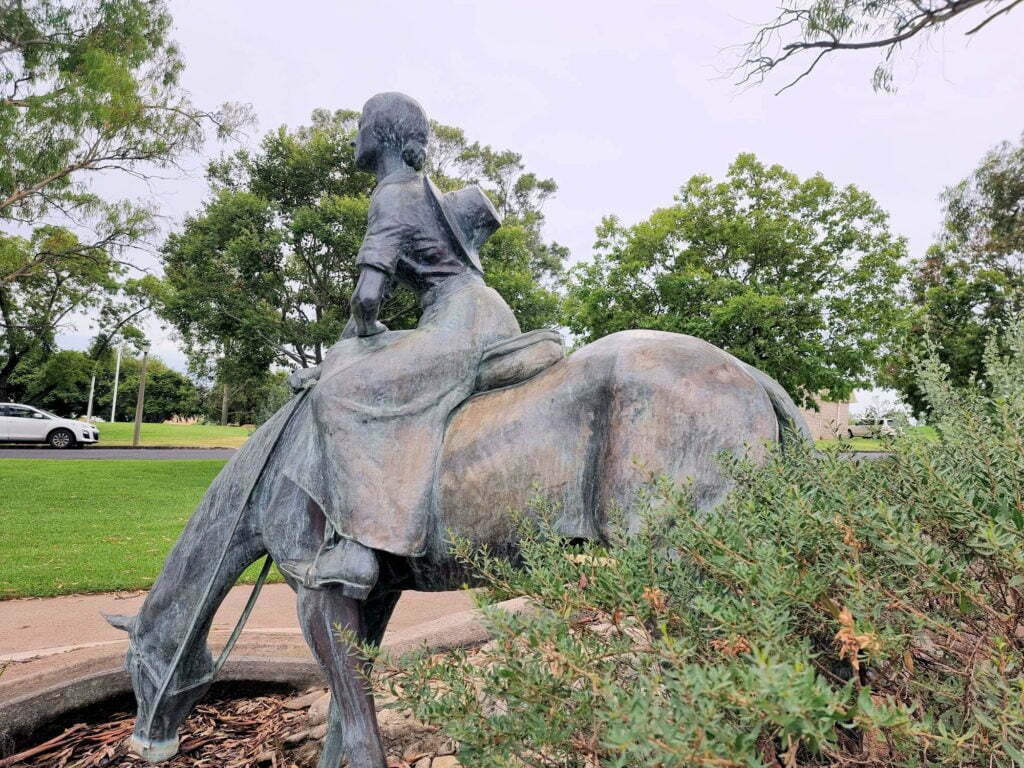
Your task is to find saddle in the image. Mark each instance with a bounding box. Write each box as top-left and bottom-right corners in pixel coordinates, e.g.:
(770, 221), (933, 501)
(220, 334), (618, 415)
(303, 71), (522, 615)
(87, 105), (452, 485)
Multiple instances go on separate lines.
(475, 328), (565, 391)
(280, 328), (564, 597)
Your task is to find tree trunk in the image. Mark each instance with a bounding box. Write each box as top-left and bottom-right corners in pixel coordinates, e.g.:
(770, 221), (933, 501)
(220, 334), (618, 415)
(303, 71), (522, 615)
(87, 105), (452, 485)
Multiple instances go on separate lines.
(220, 381), (229, 426)
(132, 349), (149, 448)
(0, 352), (22, 402)
(0, 286), (24, 400)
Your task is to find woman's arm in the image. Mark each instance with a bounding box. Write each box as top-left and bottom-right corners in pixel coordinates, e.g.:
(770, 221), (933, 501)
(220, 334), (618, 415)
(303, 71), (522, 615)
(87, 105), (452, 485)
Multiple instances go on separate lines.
(350, 265), (390, 337)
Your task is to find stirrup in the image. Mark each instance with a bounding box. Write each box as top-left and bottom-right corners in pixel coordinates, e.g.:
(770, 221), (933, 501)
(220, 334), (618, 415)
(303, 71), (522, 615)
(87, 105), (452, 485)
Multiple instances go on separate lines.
(278, 537), (378, 600)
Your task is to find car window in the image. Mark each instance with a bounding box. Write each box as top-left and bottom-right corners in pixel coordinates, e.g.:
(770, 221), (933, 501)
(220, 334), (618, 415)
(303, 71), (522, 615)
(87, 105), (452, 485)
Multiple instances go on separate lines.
(7, 407), (35, 419)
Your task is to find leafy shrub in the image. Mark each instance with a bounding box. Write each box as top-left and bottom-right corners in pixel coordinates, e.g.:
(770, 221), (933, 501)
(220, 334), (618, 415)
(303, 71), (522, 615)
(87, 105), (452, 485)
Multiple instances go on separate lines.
(389, 320), (1024, 767)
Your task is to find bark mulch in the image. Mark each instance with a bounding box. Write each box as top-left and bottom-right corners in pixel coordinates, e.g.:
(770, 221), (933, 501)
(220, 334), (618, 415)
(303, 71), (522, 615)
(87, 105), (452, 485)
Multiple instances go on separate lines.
(1, 687), (460, 768)
(0, 694), (305, 768)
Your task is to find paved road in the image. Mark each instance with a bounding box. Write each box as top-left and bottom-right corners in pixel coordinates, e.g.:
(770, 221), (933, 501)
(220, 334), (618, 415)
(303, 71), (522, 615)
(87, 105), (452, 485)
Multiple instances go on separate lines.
(0, 447), (237, 460)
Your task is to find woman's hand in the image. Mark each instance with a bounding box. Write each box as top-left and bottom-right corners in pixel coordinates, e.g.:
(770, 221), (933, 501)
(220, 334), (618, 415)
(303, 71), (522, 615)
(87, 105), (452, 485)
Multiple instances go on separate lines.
(287, 365), (321, 393)
(341, 316), (388, 342)
(351, 266), (389, 336)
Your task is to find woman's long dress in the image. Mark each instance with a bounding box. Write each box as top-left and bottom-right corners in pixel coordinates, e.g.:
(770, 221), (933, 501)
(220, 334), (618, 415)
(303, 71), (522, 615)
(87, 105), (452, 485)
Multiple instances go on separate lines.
(283, 169), (520, 557)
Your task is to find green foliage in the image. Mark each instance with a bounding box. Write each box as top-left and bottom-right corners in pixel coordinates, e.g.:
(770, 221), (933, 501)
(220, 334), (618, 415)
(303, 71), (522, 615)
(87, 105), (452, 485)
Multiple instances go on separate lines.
(0, 228), (131, 399)
(390, 319), (1024, 767)
(157, 110), (566, 385)
(13, 348), (93, 414)
(115, 358), (202, 423)
(433, 131), (566, 296)
(8, 347), (202, 421)
(480, 224), (564, 333)
(204, 369), (290, 426)
(1, 0), (246, 283)
(884, 131), (1024, 414)
(161, 110), (371, 373)
(564, 154), (907, 407)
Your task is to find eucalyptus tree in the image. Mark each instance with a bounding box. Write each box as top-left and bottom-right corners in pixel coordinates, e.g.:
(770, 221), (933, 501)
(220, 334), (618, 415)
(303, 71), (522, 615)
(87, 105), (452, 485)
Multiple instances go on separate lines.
(0, 225), (158, 401)
(158, 109), (566, 390)
(0, 0), (247, 283)
(738, 0), (1022, 92)
(883, 131), (1024, 413)
(564, 153), (907, 408)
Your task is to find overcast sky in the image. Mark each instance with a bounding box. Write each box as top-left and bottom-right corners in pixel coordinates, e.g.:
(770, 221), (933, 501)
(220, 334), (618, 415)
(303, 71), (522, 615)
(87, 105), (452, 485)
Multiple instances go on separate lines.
(61, 0), (1024, 409)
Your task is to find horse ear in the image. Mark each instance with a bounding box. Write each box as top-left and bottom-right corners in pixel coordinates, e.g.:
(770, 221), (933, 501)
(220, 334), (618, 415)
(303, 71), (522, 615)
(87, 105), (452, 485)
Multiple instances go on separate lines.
(103, 612), (138, 633)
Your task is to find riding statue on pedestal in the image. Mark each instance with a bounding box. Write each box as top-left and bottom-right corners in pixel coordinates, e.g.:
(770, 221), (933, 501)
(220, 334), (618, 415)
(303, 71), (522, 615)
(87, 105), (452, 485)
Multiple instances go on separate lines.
(104, 92), (811, 768)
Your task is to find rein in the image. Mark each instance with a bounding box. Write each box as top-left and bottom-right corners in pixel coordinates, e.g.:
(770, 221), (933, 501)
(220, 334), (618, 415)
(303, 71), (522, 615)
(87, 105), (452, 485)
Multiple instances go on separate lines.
(129, 556), (271, 695)
(169, 555), (273, 696)
(140, 390), (308, 732)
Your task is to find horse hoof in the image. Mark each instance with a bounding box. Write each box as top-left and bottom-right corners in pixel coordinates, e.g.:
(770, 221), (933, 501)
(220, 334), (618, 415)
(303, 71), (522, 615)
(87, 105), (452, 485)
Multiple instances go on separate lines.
(129, 735), (179, 762)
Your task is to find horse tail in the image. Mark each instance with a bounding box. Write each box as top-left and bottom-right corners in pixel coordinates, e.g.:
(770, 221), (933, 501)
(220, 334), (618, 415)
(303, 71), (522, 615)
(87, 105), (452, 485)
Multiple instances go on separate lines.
(736, 362), (812, 450)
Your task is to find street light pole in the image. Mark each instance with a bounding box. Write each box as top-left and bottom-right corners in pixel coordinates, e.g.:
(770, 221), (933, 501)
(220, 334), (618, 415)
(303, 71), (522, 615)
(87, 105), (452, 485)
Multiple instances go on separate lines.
(132, 342), (151, 448)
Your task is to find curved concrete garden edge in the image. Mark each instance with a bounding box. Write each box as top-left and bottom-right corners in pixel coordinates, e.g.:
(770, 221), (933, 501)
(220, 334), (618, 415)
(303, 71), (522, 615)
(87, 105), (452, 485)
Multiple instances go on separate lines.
(0, 597), (532, 745)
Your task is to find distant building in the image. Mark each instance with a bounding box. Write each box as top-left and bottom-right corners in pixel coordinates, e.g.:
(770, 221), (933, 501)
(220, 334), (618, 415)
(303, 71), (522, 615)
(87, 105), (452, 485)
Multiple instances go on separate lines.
(800, 394), (855, 441)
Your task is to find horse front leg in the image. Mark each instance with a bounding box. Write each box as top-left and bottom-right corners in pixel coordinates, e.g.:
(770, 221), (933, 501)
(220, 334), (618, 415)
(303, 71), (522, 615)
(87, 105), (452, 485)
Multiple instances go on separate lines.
(298, 585), (387, 768)
(317, 587), (402, 768)
(317, 581), (401, 768)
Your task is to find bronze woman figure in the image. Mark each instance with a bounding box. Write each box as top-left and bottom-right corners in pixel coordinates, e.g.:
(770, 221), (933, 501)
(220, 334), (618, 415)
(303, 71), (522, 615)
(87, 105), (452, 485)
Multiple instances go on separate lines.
(278, 92), (521, 597)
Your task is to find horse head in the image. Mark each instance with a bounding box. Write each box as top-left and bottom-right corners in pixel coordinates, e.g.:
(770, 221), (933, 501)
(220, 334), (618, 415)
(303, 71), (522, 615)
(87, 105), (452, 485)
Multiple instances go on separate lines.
(104, 611), (215, 762)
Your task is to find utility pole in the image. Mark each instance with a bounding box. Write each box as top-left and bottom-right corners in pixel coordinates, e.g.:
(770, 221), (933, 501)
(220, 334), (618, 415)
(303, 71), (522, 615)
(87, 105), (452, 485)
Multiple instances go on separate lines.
(132, 342), (150, 448)
(110, 345), (123, 422)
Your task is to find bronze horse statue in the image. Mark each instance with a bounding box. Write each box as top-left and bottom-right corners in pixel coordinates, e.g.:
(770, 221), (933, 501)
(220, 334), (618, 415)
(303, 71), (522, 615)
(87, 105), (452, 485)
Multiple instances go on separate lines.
(106, 91), (811, 768)
(105, 327), (809, 768)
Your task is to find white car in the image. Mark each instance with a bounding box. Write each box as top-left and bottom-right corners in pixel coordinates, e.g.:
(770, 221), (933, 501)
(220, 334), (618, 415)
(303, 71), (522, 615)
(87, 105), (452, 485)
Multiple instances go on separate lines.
(847, 417), (900, 439)
(0, 403), (100, 448)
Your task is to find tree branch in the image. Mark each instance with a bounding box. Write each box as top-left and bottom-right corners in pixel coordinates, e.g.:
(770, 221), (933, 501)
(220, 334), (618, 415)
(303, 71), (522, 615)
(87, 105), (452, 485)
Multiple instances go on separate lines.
(738, 0), (1017, 91)
(966, 0), (1024, 32)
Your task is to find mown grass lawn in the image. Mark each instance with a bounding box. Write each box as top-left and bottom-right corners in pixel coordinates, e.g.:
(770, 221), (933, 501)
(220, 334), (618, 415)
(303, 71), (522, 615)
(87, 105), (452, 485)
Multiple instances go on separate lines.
(816, 424), (938, 451)
(93, 421), (252, 448)
(0, 458), (278, 599)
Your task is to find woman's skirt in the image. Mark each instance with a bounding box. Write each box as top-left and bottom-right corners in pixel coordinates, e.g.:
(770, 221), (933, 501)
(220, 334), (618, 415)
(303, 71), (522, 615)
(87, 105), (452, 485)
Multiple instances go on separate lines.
(282, 272), (520, 557)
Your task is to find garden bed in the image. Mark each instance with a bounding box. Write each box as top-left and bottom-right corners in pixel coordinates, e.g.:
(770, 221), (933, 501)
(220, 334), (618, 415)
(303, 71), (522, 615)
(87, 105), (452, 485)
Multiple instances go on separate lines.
(1, 680), (460, 768)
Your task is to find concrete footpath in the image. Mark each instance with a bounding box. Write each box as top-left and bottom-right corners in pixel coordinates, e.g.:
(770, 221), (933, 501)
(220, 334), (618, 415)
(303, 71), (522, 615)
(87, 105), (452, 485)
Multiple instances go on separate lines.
(0, 585), (472, 660)
(0, 585), (474, 689)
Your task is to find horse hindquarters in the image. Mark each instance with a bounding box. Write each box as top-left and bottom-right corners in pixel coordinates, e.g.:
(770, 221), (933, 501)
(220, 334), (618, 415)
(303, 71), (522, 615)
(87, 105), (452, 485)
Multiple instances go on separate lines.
(434, 330), (779, 561)
(589, 331), (778, 515)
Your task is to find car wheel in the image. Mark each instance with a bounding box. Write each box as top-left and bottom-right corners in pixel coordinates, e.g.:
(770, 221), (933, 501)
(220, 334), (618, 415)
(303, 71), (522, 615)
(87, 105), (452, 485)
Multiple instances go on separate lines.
(48, 428), (75, 449)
